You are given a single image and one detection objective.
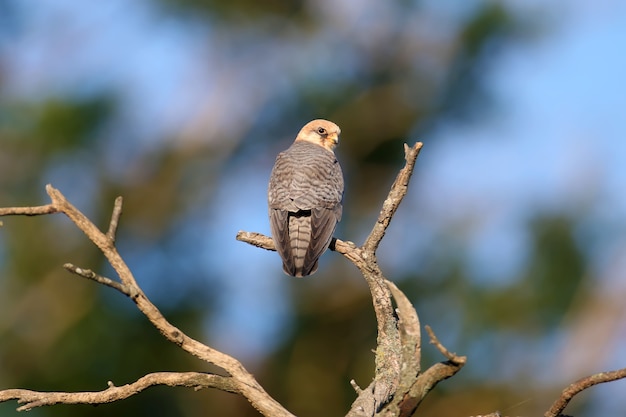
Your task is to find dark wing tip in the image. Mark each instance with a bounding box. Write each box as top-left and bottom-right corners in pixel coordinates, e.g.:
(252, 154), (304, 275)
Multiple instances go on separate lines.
(282, 262), (298, 277)
(301, 260), (319, 277)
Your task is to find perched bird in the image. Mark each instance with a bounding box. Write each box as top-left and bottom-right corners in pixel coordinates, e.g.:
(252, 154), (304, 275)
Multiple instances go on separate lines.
(268, 119), (344, 277)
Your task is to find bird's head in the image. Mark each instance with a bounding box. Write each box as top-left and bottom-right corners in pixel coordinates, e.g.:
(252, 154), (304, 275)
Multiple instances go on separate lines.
(295, 119), (341, 151)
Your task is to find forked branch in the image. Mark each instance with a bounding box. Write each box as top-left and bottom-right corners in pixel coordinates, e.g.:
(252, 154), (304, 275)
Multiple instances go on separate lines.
(0, 185), (294, 417)
(0, 372), (237, 412)
(238, 142), (467, 416)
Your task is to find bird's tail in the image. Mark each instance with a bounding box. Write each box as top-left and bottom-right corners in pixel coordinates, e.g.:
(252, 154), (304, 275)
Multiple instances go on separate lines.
(285, 211), (317, 277)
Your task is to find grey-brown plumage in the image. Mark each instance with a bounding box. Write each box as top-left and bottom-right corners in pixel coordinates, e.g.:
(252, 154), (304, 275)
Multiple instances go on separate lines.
(268, 119), (344, 277)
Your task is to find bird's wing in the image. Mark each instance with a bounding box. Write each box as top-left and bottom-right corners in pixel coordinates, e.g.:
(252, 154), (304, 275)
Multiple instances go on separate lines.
(301, 154), (344, 275)
(302, 206), (339, 276)
(269, 208), (295, 274)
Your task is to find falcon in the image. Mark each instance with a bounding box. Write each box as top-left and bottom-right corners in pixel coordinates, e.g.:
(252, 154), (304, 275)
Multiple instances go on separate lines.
(268, 119), (344, 277)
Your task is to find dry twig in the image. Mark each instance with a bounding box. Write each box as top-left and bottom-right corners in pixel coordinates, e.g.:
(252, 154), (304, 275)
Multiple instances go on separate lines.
(544, 367), (626, 417)
(0, 372), (236, 411)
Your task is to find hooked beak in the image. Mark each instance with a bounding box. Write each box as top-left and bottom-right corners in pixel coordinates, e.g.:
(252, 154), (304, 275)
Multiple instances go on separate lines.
(328, 132), (339, 147)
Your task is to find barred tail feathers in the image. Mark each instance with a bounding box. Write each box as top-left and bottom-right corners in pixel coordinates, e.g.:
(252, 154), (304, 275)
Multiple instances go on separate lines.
(283, 211), (315, 277)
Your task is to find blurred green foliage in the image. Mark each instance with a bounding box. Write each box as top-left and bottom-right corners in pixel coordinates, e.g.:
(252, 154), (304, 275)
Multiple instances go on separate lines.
(34, 98), (111, 153)
(159, 0), (306, 21)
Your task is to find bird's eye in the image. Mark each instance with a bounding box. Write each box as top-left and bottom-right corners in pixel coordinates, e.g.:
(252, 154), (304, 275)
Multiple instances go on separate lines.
(316, 127), (327, 135)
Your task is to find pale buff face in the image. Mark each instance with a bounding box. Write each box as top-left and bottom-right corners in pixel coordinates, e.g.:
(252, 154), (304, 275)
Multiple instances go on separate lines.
(294, 119), (341, 151)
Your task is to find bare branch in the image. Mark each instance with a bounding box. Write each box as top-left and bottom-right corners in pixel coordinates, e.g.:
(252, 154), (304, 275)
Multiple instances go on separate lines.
(356, 260), (402, 414)
(345, 144), (424, 415)
(387, 280), (421, 377)
(238, 232), (404, 414)
(389, 326), (466, 416)
(44, 184), (141, 289)
(236, 230), (275, 250)
(106, 196), (124, 242)
(350, 379), (364, 395)
(362, 142), (423, 254)
(544, 367), (626, 417)
(235, 232), (363, 267)
(1, 185), (296, 417)
(0, 204), (58, 216)
(0, 372), (236, 412)
(347, 143), (424, 414)
(63, 263), (134, 297)
(425, 325), (465, 365)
